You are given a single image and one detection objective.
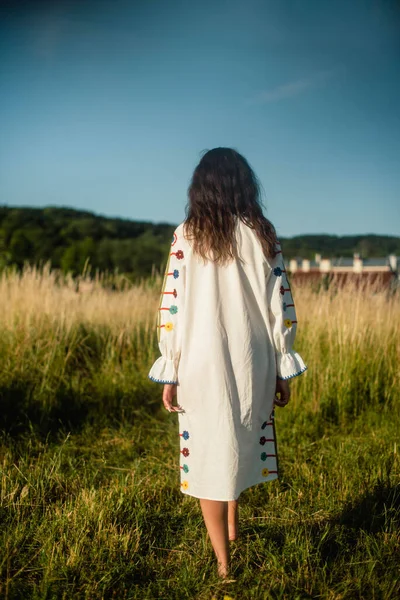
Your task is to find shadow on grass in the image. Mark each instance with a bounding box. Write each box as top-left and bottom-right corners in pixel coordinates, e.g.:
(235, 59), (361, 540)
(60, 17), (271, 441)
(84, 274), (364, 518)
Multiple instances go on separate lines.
(310, 481), (400, 570)
(0, 378), (161, 440)
(231, 480), (400, 579)
(0, 381), (89, 436)
(335, 480), (400, 534)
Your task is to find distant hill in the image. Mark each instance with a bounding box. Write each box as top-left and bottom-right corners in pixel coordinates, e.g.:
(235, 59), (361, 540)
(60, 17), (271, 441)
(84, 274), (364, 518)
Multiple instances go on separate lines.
(281, 233), (400, 261)
(0, 206), (399, 278)
(0, 206), (175, 278)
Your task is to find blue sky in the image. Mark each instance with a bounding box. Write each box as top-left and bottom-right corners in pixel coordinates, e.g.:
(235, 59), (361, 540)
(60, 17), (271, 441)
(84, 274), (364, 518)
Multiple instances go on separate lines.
(0, 0), (399, 237)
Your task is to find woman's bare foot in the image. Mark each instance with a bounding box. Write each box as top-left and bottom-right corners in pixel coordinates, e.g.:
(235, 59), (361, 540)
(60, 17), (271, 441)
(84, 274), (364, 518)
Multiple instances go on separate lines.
(217, 561), (229, 578)
(228, 499), (239, 541)
(217, 561), (236, 583)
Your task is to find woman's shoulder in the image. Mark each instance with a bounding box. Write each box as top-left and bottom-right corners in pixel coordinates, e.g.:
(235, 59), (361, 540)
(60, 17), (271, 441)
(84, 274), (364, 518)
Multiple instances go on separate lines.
(174, 220), (185, 233)
(172, 221), (191, 256)
(173, 221), (187, 242)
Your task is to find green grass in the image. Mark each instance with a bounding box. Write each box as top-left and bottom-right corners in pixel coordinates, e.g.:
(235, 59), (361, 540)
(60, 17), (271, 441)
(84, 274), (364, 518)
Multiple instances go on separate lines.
(0, 273), (399, 599)
(1, 406), (399, 599)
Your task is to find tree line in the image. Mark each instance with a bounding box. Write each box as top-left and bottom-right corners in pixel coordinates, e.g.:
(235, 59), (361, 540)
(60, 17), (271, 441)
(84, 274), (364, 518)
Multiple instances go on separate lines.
(0, 206), (399, 279)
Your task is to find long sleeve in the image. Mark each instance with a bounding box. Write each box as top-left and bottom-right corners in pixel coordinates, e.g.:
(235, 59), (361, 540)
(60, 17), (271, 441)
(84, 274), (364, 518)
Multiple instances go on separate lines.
(265, 239), (308, 380)
(148, 226), (186, 384)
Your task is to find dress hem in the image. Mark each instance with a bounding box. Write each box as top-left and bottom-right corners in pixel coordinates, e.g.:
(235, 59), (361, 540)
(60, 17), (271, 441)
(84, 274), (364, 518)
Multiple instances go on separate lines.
(179, 474), (279, 502)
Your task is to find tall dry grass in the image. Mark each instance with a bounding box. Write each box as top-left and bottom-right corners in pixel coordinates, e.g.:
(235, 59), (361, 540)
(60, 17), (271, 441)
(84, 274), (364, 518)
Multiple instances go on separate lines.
(293, 275), (399, 420)
(0, 264), (163, 434)
(0, 263), (159, 332)
(0, 264), (398, 433)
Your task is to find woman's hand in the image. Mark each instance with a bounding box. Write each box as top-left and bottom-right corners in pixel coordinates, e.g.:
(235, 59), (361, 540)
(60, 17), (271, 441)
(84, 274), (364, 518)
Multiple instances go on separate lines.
(274, 377), (290, 407)
(162, 384), (184, 413)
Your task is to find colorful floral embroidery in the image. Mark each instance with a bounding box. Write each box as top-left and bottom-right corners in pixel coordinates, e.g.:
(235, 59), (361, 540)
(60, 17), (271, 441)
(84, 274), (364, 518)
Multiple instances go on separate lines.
(283, 302), (294, 311)
(260, 436), (274, 445)
(180, 464), (189, 473)
(262, 468), (269, 477)
(261, 421), (273, 429)
(167, 269), (179, 279)
(284, 318), (297, 328)
(153, 227), (185, 360)
(159, 305), (178, 314)
(261, 453), (276, 460)
(280, 285), (290, 296)
(163, 288), (178, 298)
(181, 480), (189, 490)
(181, 447), (190, 457)
(179, 430), (189, 440)
(274, 266), (286, 276)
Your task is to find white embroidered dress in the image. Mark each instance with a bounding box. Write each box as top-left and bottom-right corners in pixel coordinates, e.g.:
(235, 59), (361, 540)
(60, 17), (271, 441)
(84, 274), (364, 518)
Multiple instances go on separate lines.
(148, 218), (307, 501)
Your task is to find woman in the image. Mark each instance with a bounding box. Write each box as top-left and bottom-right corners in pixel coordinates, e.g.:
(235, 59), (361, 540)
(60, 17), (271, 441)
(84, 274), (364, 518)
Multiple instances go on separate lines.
(148, 147), (307, 580)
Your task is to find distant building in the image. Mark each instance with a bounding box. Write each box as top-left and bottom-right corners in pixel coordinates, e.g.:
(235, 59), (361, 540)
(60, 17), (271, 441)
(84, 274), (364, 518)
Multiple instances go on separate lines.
(288, 253), (399, 290)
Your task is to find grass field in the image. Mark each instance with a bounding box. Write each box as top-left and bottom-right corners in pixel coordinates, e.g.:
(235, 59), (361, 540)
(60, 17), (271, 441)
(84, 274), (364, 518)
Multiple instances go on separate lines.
(0, 265), (399, 599)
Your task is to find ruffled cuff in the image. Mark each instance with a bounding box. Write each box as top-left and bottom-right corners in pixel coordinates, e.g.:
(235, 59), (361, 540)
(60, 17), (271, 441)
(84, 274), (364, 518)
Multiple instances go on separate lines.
(148, 356), (178, 384)
(276, 351), (308, 380)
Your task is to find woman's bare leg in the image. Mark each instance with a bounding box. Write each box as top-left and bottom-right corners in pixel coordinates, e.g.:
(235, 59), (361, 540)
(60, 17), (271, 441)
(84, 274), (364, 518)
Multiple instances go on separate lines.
(228, 498), (240, 540)
(199, 499), (230, 578)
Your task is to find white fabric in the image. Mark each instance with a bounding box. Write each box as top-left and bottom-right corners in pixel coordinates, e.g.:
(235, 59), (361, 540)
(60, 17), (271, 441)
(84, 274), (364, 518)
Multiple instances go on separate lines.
(148, 217), (308, 500)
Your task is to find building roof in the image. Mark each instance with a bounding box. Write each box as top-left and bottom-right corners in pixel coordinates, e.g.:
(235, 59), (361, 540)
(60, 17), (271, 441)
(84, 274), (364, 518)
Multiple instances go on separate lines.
(290, 256), (396, 269)
(331, 257), (354, 267)
(363, 258), (390, 267)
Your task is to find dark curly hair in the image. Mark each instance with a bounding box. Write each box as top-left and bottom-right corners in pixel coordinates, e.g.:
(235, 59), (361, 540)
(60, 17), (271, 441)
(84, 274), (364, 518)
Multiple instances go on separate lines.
(183, 147), (278, 265)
